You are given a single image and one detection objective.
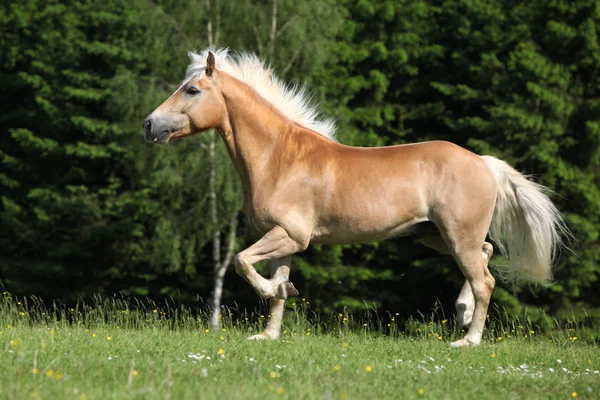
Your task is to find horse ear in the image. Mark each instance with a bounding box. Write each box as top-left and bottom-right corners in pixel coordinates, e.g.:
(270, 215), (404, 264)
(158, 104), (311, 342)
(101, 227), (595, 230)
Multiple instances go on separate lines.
(206, 51), (216, 77)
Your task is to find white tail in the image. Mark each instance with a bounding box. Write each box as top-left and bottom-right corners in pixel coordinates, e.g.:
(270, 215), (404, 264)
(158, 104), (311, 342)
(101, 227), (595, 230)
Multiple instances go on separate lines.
(481, 155), (569, 284)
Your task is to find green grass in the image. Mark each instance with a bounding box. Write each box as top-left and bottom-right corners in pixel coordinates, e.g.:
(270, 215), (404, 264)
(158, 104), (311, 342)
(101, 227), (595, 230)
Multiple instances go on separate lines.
(1, 294), (599, 400)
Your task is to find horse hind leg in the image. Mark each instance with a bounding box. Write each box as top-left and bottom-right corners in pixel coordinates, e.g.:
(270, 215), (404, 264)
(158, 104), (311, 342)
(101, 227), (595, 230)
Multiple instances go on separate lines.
(450, 241), (495, 347)
(455, 242), (493, 330)
(419, 233), (493, 330)
(455, 280), (474, 330)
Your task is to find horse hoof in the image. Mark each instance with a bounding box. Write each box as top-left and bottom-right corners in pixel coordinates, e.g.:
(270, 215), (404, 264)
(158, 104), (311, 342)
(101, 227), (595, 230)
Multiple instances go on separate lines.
(450, 338), (479, 347)
(276, 282), (299, 299)
(247, 333), (268, 340)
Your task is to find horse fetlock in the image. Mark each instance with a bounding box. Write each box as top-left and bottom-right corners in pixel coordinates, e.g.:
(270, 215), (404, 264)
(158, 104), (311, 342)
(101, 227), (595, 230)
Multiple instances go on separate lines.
(275, 281), (299, 299)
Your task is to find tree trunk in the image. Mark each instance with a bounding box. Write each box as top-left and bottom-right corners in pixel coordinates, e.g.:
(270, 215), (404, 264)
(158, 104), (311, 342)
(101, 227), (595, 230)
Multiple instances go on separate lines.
(205, 0), (237, 331)
(210, 209), (238, 329)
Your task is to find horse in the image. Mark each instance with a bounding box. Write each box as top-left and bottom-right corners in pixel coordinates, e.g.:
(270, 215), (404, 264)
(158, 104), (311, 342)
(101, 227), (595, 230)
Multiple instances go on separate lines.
(143, 48), (567, 346)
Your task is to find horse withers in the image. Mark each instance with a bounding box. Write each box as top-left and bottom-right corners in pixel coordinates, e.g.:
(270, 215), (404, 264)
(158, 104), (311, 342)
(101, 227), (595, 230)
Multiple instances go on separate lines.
(143, 49), (567, 347)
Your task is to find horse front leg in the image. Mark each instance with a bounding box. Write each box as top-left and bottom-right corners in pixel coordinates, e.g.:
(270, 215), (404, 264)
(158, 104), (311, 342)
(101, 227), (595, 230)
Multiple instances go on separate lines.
(235, 226), (302, 300)
(248, 256), (291, 340)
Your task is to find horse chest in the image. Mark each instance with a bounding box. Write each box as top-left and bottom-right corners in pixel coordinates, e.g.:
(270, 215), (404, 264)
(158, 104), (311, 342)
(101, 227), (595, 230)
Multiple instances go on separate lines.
(242, 193), (276, 234)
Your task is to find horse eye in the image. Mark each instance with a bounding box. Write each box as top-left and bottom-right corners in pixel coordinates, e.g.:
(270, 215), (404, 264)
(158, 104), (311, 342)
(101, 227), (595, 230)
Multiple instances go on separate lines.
(186, 86), (200, 95)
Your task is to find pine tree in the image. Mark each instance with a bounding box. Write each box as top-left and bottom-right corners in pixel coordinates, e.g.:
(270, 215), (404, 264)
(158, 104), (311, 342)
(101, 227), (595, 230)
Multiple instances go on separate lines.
(317, 0), (600, 321)
(0, 0), (160, 299)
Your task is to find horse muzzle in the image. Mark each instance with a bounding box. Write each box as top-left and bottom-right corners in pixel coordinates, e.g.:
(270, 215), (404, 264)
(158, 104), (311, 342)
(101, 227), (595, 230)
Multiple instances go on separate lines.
(143, 115), (175, 144)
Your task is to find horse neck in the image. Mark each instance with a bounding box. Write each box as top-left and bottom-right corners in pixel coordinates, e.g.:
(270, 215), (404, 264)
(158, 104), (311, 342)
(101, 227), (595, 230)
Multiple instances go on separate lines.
(217, 73), (315, 184)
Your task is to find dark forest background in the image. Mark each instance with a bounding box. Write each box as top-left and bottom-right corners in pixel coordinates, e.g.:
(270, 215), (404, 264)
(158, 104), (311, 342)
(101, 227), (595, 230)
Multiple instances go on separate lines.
(1, 0), (600, 328)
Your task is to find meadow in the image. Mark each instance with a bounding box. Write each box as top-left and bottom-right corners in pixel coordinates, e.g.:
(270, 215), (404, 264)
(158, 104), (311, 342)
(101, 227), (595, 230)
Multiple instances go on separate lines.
(1, 294), (599, 400)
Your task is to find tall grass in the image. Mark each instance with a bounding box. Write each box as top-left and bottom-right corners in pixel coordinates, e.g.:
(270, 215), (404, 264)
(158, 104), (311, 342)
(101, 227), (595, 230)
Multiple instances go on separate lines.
(1, 292), (596, 345)
(2, 292), (599, 400)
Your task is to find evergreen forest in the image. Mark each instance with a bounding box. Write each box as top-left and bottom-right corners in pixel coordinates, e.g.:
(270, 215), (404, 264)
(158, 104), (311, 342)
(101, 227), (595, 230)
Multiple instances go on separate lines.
(2, 0), (600, 331)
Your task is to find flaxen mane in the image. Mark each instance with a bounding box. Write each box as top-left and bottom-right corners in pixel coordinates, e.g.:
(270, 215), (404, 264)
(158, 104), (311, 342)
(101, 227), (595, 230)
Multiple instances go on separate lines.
(186, 48), (337, 140)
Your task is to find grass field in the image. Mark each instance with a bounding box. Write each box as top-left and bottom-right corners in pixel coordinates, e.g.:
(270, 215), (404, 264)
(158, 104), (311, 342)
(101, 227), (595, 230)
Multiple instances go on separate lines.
(1, 294), (599, 400)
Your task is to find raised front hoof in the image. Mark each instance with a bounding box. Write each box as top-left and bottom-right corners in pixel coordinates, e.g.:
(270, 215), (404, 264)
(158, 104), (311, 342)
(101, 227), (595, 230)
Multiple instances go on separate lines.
(276, 282), (299, 299)
(450, 338), (480, 348)
(247, 332), (278, 341)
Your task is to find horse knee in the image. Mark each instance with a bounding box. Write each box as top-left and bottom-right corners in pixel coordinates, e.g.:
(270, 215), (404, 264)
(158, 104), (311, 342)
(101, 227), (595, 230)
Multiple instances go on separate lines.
(234, 253), (249, 277)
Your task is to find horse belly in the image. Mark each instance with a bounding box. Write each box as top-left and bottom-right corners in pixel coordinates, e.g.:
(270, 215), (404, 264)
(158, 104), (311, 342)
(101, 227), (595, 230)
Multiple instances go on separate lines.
(311, 196), (429, 245)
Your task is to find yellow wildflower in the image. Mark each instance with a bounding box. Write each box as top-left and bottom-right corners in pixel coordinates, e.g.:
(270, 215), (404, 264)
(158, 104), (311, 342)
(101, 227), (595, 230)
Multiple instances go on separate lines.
(418, 389), (425, 395)
(218, 348), (225, 355)
(132, 370), (139, 377)
(270, 371), (279, 379)
(46, 369), (55, 377)
(107, 336), (112, 341)
(365, 366), (372, 372)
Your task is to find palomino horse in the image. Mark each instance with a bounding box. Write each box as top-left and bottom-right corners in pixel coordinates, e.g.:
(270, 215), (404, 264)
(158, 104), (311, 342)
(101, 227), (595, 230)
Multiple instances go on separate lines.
(144, 49), (566, 346)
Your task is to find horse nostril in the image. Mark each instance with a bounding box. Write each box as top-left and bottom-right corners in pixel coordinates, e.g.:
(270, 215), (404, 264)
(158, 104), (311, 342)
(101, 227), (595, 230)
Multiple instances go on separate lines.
(143, 119), (152, 135)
